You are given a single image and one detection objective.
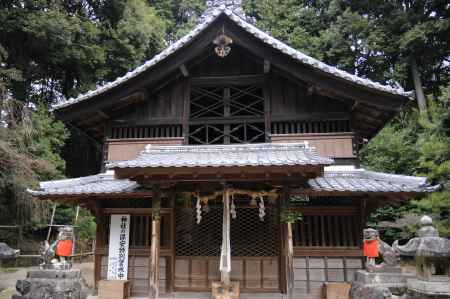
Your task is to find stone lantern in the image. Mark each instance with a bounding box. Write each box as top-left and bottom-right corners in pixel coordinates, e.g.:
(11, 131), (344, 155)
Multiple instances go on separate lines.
(393, 216), (450, 298)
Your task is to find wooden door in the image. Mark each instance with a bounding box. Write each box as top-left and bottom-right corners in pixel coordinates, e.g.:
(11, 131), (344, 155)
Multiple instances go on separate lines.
(173, 205), (280, 292)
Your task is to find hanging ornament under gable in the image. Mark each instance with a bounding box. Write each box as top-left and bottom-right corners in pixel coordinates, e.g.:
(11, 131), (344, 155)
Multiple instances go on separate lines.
(213, 26), (233, 58)
(258, 195), (266, 222)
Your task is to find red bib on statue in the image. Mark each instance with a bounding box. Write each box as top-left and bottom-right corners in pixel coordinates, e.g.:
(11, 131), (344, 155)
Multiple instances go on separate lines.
(363, 239), (379, 258)
(56, 239), (73, 257)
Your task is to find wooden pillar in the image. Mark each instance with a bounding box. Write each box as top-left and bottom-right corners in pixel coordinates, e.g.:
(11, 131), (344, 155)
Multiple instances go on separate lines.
(264, 73), (272, 142)
(149, 185), (161, 299)
(286, 222), (294, 299)
(94, 203), (104, 289)
(182, 78), (191, 145)
(220, 186), (232, 286)
(282, 185), (294, 299)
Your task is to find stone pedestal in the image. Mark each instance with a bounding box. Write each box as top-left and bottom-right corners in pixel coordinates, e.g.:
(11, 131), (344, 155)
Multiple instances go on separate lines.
(405, 278), (450, 298)
(350, 270), (414, 299)
(211, 281), (240, 299)
(13, 269), (88, 299)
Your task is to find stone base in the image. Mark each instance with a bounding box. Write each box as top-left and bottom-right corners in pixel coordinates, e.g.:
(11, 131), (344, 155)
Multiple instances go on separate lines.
(405, 278), (450, 298)
(211, 281), (240, 299)
(355, 270), (413, 285)
(350, 270), (414, 299)
(366, 265), (402, 274)
(13, 269), (88, 299)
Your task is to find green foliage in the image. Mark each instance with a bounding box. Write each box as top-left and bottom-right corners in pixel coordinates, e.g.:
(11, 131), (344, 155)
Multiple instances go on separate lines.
(0, 100), (68, 227)
(363, 85), (450, 238)
(107, 0), (166, 79)
(280, 207), (303, 224)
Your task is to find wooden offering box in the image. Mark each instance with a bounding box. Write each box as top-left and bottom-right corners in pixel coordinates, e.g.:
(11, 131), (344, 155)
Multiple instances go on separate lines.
(98, 280), (130, 299)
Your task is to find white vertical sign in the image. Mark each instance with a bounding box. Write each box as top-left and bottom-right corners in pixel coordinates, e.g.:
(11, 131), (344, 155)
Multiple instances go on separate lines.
(107, 214), (130, 280)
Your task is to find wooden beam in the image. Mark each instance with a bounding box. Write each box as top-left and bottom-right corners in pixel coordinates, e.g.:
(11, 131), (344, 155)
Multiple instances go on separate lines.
(179, 64), (189, 77)
(149, 185), (161, 299)
(191, 74), (265, 86)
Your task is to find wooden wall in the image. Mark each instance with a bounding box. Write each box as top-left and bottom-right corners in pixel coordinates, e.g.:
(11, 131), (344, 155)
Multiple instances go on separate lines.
(293, 256), (363, 298)
(174, 256), (279, 292)
(190, 45), (263, 77)
(112, 79), (186, 125)
(269, 73), (351, 119)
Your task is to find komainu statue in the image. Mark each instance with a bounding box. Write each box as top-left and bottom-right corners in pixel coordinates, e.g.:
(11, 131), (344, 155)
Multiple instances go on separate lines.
(363, 228), (400, 273)
(40, 226), (74, 270)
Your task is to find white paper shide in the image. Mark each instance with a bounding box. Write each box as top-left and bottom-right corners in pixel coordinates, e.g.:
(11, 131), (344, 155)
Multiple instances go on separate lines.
(107, 214), (130, 280)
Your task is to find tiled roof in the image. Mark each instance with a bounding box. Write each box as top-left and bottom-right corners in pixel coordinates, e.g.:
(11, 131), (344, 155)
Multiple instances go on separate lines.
(108, 143), (334, 169)
(53, 6), (412, 110)
(308, 166), (439, 193)
(28, 172), (141, 196)
(29, 166), (437, 197)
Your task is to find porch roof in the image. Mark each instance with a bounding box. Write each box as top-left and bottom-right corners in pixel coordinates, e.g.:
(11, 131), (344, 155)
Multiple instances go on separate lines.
(28, 172), (142, 197)
(29, 166), (437, 198)
(307, 166), (440, 193)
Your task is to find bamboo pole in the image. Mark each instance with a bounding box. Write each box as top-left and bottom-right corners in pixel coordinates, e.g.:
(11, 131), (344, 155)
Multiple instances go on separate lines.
(46, 204), (57, 241)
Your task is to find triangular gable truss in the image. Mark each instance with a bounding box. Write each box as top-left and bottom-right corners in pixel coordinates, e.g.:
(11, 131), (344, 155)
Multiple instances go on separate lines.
(55, 9), (411, 111)
(55, 9), (413, 140)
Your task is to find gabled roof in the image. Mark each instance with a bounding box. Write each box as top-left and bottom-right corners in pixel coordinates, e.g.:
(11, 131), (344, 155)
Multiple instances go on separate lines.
(53, 6), (412, 111)
(108, 143), (333, 169)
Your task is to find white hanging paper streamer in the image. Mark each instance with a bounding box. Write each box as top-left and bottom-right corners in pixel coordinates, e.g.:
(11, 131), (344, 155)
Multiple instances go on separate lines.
(196, 195), (202, 224)
(230, 193), (237, 219)
(258, 195), (265, 221)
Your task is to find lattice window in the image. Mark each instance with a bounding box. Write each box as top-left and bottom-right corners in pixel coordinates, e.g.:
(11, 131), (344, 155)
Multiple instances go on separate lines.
(188, 84), (266, 145)
(175, 206), (279, 257)
(189, 122), (265, 145)
(228, 85), (264, 117)
(104, 214), (171, 249)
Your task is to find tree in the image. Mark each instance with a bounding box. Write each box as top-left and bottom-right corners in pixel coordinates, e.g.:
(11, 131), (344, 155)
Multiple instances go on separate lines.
(362, 85), (450, 238)
(105, 0), (167, 80)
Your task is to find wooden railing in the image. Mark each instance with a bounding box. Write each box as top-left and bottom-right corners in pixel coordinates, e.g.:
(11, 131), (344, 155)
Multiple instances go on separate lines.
(290, 206), (362, 257)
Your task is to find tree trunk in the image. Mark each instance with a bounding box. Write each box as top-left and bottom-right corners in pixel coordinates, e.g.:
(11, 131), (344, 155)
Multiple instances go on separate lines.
(410, 56), (427, 113)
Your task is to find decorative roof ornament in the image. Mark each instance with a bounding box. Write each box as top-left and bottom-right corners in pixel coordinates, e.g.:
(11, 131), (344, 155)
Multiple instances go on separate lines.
(213, 26), (233, 57)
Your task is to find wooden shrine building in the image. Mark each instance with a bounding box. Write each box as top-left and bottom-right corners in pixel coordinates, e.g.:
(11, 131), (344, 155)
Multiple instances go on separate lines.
(30, 1), (438, 298)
